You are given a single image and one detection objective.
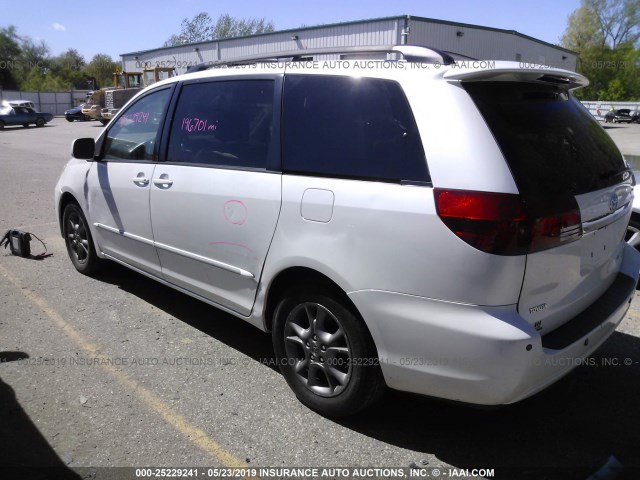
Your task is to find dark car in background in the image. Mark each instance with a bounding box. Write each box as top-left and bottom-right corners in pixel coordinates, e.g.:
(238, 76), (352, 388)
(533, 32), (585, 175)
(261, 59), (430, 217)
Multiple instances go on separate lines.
(604, 109), (633, 123)
(65, 104), (91, 122)
(0, 106), (53, 129)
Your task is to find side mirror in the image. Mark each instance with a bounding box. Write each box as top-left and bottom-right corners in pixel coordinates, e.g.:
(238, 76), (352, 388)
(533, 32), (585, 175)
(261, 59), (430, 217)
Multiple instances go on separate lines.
(72, 138), (96, 160)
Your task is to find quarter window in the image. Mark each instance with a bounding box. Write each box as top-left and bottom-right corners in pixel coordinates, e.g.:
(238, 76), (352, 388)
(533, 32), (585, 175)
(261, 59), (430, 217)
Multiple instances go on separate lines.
(282, 75), (429, 182)
(167, 80), (275, 169)
(103, 88), (172, 161)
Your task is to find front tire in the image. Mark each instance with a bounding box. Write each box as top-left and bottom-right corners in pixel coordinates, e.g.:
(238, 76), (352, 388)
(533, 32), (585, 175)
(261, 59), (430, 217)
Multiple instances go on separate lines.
(62, 203), (102, 275)
(272, 287), (385, 417)
(36, 117), (45, 127)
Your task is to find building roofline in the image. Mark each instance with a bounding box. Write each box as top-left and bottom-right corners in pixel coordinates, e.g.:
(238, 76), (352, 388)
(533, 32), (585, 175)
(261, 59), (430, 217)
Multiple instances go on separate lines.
(121, 14), (577, 57)
(404, 15), (577, 55)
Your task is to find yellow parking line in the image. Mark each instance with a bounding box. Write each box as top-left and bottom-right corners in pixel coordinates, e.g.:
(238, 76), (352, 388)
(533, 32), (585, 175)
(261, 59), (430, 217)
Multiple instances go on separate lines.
(0, 263), (252, 471)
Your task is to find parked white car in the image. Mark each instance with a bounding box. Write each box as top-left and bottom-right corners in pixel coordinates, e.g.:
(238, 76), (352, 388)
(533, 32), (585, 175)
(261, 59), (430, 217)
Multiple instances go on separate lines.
(55, 46), (640, 416)
(1, 99), (36, 109)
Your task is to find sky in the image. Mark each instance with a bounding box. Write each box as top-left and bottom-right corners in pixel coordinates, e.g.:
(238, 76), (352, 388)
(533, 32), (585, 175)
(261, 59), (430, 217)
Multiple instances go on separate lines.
(2, 0), (582, 61)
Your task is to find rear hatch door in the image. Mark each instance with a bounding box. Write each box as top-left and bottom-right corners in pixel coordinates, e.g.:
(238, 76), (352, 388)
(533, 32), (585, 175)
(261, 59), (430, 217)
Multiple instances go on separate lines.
(461, 75), (633, 335)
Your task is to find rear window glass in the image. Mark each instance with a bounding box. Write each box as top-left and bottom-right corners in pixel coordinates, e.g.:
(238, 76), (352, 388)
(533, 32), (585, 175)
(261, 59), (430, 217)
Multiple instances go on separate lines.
(283, 75), (429, 182)
(464, 82), (627, 196)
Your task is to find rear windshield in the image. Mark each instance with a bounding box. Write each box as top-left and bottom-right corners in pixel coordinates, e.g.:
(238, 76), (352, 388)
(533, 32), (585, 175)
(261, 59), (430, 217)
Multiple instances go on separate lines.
(464, 81), (627, 196)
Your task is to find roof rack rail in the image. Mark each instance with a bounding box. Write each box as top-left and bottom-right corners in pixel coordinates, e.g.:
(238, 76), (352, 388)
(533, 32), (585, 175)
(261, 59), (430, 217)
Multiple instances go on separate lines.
(186, 45), (455, 72)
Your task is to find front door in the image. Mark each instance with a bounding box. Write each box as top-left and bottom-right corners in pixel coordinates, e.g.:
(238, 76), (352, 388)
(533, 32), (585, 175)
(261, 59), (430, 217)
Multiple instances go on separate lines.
(87, 86), (173, 276)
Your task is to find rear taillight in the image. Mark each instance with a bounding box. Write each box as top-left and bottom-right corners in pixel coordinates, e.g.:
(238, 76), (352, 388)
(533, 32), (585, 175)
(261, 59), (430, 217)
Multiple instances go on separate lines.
(434, 189), (582, 255)
(527, 199), (582, 253)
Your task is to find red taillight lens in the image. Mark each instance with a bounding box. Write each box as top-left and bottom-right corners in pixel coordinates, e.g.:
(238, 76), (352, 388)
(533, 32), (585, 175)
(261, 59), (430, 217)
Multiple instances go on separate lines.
(434, 189), (527, 255)
(528, 207), (582, 253)
(434, 189), (582, 255)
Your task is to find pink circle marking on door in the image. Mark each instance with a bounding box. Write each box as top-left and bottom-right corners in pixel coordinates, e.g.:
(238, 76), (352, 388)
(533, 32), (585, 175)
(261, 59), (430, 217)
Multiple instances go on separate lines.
(223, 200), (248, 225)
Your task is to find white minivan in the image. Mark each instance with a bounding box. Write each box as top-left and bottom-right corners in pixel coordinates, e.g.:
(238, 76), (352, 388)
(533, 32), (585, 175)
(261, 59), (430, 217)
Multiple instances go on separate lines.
(55, 46), (640, 416)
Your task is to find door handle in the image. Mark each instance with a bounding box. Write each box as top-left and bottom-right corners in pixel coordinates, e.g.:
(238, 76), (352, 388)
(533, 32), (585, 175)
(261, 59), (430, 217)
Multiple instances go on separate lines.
(132, 177), (149, 186)
(153, 177), (173, 188)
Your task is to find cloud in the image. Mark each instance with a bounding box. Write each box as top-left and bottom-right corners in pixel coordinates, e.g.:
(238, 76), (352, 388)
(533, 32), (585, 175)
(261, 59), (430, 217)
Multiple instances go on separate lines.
(52, 23), (66, 31)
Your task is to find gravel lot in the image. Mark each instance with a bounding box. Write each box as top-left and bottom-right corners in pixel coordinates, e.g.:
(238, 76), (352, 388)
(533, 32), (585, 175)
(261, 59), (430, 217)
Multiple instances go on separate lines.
(1, 118), (640, 480)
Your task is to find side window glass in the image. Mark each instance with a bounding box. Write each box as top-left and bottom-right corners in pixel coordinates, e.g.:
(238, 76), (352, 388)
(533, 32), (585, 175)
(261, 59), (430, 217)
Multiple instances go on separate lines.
(283, 75), (429, 182)
(167, 80), (274, 169)
(103, 88), (171, 161)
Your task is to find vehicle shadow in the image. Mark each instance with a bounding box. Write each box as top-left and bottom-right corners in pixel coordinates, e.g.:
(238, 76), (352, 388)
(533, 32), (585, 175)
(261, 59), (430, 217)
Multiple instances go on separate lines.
(0, 125), (54, 132)
(93, 263), (640, 479)
(93, 263), (275, 366)
(340, 331), (640, 480)
(0, 352), (83, 479)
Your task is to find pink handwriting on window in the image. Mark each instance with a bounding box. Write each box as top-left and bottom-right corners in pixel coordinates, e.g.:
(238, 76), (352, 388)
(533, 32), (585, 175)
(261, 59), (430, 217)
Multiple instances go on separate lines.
(121, 111), (149, 124)
(181, 117), (218, 133)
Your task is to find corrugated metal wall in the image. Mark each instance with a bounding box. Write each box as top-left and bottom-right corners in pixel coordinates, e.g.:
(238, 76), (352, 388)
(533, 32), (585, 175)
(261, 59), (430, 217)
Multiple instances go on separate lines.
(123, 19), (399, 74)
(122, 17), (576, 74)
(408, 19), (576, 69)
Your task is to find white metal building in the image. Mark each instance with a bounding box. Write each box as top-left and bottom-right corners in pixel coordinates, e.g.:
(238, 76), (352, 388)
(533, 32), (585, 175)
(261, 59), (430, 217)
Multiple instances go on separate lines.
(121, 15), (577, 74)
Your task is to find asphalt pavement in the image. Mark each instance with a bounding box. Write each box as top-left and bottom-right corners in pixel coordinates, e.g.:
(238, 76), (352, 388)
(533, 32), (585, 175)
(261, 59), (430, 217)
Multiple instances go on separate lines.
(602, 122), (640, 167)
(1, 119), (640, 480)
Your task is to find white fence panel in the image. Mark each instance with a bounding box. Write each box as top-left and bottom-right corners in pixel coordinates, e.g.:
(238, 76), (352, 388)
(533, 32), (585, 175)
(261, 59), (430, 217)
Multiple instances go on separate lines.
(0, 90), (91, 115)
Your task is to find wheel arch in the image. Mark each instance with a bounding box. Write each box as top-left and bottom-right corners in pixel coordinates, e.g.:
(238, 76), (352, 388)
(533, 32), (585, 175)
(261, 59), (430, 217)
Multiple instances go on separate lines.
(263, 266), (364, 335)
(57, 192), (81, 237)
(265, 265), (386, 415)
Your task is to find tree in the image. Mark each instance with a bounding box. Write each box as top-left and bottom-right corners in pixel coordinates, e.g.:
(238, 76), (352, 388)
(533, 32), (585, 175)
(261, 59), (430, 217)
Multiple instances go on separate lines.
(562, 0), (640, 100)
(85, 53), (119, 90)
(589, 0), (640, 48)
(49, 49), (87, 90)
(13, 35), (50, 89)
(164, 13), (275, 46)
(212, 14), (274, 39)
(565, 0), (640, 49)
(20, 66), (69, 91)
(163, 12), (213, 46)
(0, 26), (21, 89)
(561, 5), (603, 50)
(1, 24), (118, 92)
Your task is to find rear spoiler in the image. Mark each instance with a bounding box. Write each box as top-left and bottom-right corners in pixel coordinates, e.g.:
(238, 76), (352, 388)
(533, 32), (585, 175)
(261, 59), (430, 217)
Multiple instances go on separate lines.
(444, 63), (588, 90)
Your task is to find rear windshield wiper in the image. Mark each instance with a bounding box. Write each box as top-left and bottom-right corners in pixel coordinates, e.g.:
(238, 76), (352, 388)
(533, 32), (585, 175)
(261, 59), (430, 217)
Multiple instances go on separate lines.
(599, 168), (632, 182)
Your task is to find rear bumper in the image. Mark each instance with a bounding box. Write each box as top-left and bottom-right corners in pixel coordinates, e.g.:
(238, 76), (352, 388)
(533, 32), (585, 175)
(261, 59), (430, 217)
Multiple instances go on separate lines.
(348, 243), (640, 405)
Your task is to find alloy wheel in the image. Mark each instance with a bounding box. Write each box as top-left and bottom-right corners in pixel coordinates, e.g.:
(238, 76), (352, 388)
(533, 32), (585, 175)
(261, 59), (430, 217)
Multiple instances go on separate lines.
(283, 302), (352, 397)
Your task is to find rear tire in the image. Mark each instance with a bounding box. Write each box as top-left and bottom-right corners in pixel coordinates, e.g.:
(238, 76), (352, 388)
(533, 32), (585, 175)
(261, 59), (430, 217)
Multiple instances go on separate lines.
(272, 286), (385, 417)
(62, 203), (102, 275)
(0, 120), (5, 129)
